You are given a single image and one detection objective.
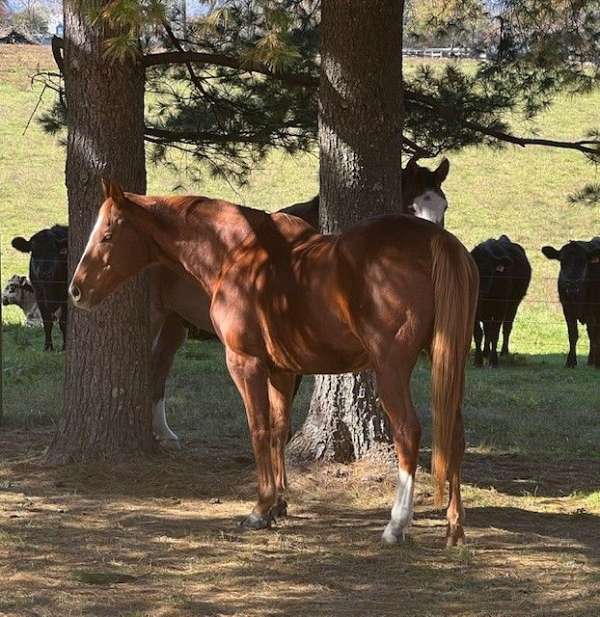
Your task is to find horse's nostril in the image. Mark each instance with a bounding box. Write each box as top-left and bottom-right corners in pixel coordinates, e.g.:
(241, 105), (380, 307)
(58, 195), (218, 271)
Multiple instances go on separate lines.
(70, 284), (81, 302)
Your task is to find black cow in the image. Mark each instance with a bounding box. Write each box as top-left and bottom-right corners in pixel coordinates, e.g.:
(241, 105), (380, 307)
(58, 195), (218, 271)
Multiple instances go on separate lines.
(586, 245), (600, 367)
(471, 235), (532, 367)
(11, 225), (68, 351)
(542, 237), (600, 368)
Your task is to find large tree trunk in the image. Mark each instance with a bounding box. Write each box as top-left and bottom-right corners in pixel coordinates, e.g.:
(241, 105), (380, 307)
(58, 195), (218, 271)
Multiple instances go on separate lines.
(289, 0), (405, 462)
(46, 1), (154, 463)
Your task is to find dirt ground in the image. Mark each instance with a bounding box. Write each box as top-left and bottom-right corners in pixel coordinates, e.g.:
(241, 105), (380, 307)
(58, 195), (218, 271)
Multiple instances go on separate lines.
(1, 429), (599, 617)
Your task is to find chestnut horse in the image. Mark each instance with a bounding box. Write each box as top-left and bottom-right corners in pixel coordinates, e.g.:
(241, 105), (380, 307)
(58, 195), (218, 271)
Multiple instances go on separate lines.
(70, 179), (477, 546)
(150, 158), (450, 448)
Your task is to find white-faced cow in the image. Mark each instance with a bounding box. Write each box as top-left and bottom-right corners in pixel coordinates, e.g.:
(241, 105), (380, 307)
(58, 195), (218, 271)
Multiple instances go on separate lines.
(542, 237), (600, 368)
(11, 225), (68, 351)
(1, 275), (42, 327)
(471, 235), (532, 367)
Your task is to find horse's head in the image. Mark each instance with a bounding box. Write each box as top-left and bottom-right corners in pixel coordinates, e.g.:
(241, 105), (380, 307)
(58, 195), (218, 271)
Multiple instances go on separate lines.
(403, 157), (450, 226)
(69, 179), (154, 311)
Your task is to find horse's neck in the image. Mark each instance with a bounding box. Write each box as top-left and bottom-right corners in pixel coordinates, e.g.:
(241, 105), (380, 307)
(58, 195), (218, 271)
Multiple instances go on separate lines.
(129, 196), (265, 295)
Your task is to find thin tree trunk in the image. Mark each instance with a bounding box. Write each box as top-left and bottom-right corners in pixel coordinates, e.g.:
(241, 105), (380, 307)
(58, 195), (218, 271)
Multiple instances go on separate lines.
(289, 0), (405, 463)
(46, 1), (154, 463)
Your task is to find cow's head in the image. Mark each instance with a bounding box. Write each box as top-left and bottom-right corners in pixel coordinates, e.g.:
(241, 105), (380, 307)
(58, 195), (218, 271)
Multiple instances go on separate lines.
(541, 241), (597, 300)
(471, 244), (513, 297)
(2, 275), (34, 307)
(403, 157), (450, 226)
(69, 179), (154, 311)
(12, 227), (68, 281)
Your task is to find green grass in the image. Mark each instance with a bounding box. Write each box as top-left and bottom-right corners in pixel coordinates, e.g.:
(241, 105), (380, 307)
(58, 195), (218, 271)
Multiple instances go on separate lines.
(1, 45), (599, 460)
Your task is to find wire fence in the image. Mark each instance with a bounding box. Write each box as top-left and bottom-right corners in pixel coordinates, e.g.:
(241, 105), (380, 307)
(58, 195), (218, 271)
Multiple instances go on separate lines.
(2, 260), (598, 356)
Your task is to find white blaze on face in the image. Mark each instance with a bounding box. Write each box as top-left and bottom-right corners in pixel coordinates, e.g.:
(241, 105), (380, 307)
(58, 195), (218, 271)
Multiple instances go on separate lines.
(382, 468), (415, 544)
(411, 190), (447, 225)
(74, 208), (105, 276)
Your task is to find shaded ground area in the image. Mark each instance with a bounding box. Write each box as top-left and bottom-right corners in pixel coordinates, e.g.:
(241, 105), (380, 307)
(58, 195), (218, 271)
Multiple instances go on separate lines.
(1, 429), (599, 617)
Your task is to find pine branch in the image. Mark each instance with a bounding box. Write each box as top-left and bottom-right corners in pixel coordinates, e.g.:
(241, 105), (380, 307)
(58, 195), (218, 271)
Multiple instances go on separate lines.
(51, 38), (600, 160)
(144, 126), (300, 144)
(143, 50), (318, 87)
(404, 90), (600, 157)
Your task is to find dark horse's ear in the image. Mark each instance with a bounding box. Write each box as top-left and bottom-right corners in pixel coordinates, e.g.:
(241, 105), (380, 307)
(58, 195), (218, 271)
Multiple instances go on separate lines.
(11, 236), (31, 253)
(405, 156), (419, 173)
(101, 177), (125, 203)
(434, 158), (450, 185)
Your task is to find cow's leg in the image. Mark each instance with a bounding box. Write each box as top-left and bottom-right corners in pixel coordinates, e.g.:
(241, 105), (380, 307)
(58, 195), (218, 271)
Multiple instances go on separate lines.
(151, 312), (188, 448)
(446, 411), (466, 546)
(587, 323), (600, 368)
(268, 372), (296, 518)
(226, 349), (276, 529)
(473, 320), (484, 367)
(501, 302), (519, 356)
(487, 319), (502, 367)
(38, 304), (54, 351)
(58, 305), (67, 351)
(565, 316), (578, 368)
(377, 351), (421, 544)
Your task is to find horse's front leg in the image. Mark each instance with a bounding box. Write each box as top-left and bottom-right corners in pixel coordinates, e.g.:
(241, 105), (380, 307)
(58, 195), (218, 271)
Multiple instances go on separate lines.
(226, 349), (276, 529)
(268, 372), (296, 518)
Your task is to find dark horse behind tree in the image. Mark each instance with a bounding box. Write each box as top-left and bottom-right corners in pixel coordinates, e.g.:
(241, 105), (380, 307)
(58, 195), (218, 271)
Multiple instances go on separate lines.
(69, 180), (478, 547)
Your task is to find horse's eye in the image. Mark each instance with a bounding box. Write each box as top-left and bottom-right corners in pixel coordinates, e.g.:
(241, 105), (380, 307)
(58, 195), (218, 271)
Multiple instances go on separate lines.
(101, 233), (112, 243)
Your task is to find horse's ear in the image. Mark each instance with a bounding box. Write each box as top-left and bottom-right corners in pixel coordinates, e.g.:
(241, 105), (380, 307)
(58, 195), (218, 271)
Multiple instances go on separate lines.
(405, 156), (419, 172)
(101, 177), (111, 199)
(434, 158), (450, 185)
(101, 177), (125, 203)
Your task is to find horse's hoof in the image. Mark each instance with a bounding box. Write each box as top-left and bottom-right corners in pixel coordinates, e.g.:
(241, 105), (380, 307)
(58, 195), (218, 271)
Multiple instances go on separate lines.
(154, 434), (182, 450)
(270, 499), (288, 519)
(240, 512), (273, 530)
(381, 523), (408, 545)
(160, 438), (181, 450)
(446, 525), (465, 547)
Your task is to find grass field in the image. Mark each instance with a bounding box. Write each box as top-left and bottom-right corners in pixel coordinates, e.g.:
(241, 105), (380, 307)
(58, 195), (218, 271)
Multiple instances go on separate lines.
(1, 44), (600, 617)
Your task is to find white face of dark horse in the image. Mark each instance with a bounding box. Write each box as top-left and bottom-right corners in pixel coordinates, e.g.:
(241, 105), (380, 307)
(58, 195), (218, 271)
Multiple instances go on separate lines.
(404, 157), (450, 227)
(410, 189), (448, 225)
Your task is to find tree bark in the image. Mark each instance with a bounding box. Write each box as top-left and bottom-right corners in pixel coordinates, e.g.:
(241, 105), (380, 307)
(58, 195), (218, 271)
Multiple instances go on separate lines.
(46, 1), (154, 463)
(289, 0), (405, 462)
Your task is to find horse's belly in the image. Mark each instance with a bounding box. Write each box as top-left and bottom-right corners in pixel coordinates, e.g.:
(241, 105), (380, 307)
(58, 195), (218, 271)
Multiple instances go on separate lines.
(262, 309), (368, 374)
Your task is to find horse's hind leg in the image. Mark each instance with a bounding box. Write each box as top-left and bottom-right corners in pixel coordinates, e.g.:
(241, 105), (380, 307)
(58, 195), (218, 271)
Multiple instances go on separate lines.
(268, 372), (296, 517)
(226, 349), (276, 529)
(446, 411), (466, 547)
(151, 312), (188, 448)
(376, 349), (422, 544)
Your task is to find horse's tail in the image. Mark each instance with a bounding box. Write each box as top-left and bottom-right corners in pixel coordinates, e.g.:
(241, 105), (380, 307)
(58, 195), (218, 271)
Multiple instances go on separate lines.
(430, 231), (479, 507)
